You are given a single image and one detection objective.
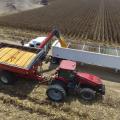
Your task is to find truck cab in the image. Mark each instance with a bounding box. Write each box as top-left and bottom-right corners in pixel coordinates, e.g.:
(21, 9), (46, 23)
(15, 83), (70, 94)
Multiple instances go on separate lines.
(24, 37), (51, 54)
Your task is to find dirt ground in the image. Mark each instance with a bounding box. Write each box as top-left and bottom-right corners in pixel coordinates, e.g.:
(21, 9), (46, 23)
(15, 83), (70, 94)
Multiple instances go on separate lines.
(0, 0), (43, 16)
(0, 27), (120, 120)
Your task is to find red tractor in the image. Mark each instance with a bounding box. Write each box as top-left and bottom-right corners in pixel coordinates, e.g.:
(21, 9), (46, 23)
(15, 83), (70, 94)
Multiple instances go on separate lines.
(46, 60), (105, 102)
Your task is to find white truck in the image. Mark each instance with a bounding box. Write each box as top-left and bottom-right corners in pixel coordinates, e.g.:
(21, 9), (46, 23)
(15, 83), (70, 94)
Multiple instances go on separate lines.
(24, 35), (120, 71)
(24, 37), (51, 55)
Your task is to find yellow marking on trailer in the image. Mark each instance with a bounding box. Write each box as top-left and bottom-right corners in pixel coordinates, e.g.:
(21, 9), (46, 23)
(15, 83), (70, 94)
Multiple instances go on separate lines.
(0, 49), (18, 62)
(0, 48), (5, 52)
(16, 53), (33, 67)
(0, 48), (13, 59)
(0, 47), (37, 68)
(6, 51), (21, 62)
(15, 52), (36, 67)
(9, 51), (26, 65)
(23, 54), (36, 67)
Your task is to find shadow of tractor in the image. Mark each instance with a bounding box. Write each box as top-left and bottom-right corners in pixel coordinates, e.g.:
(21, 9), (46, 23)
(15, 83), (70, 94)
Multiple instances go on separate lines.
(0, 79), (40, 99)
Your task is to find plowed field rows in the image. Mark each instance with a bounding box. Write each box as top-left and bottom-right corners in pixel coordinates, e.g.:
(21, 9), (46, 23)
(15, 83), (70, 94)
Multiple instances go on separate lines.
(0, 0), (120, 45)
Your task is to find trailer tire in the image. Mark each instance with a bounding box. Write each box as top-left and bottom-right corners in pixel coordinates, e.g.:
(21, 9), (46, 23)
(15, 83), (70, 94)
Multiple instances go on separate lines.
(79, 88), (96, 101)
(0, 71), (16, 85)
(46, 84), (66, 102)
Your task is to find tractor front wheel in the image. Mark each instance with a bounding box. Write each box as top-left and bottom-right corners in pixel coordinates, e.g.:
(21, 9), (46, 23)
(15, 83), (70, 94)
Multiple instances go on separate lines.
(79, 88), (96, 101)
(46, 84), (66, 102)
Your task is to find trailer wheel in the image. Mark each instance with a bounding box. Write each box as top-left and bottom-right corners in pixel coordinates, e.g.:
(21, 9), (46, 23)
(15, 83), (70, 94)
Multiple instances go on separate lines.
(46, 84), (66, 102)
(79, 88), (96, 101)
(0, 71), (15, 85)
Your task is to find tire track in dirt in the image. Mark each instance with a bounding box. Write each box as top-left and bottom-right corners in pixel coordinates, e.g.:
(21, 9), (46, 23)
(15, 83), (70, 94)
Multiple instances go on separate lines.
(0, 84), (82, 119)
(0, 92), (72, 119)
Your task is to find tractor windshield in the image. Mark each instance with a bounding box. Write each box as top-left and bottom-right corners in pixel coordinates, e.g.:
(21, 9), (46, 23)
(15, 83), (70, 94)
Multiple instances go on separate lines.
(58, 69), (75, 80)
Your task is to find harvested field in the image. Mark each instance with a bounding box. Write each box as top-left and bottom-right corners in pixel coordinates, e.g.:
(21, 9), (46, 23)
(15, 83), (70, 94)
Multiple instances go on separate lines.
(0, 0), (120, 46)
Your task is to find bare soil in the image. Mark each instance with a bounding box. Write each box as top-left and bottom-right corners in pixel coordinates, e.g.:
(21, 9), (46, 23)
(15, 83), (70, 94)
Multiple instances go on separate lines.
(0, 0), (43, 16)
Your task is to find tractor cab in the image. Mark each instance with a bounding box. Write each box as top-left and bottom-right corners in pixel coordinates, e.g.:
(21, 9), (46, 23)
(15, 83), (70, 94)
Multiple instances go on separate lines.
(57, 60), (76, 81)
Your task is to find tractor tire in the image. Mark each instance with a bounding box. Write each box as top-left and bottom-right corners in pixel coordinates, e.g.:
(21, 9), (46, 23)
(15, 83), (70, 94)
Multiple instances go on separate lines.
(0, 71), (16, 85)
(79, 88), (96, 101)
(50, 80), (66, 89)
(46, 84), (66, 102)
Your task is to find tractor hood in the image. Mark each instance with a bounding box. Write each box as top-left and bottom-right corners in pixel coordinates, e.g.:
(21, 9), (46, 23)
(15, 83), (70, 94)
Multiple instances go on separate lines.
(77, 72), (103, 85)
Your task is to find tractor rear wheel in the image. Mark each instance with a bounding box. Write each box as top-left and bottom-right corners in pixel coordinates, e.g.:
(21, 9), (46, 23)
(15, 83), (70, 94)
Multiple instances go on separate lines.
(79, 88), (96, 101)
(46, 84), (66, 102)
(0, 71), (16, 85)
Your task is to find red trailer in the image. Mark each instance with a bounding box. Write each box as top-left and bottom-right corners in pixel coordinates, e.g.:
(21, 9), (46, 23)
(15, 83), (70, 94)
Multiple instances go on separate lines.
(0, 42), (46, 84)
(0, 29), (63, 84)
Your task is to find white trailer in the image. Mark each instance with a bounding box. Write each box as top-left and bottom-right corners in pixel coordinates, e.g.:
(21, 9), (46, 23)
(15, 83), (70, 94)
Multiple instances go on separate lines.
(24, 37), (120, 70)
(51, 40), (120, 70)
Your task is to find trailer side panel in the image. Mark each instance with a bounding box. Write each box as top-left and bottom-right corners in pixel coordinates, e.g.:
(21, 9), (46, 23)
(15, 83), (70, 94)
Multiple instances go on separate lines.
(52, 47), (120, 70)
